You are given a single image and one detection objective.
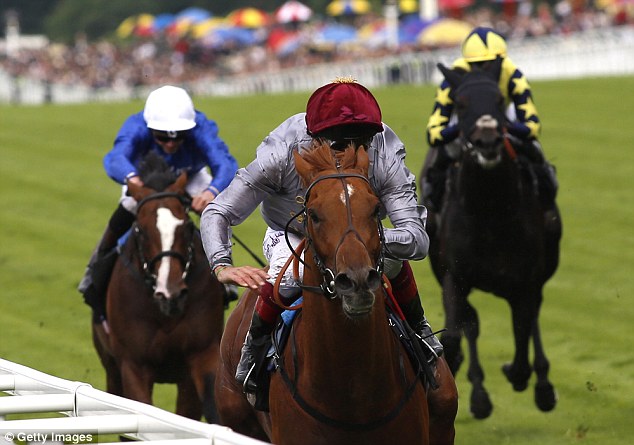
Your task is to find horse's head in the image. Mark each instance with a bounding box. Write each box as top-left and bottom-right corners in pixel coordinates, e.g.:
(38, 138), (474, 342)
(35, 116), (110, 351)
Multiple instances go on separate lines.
(293, 141), (383, 318)
(127, 153), (195, 317)
(439, 58), (507, 168)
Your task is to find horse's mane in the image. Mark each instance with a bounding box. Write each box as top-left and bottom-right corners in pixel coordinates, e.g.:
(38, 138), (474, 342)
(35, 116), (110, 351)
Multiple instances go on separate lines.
(138, 152), (178, 191)
(301, 140), (362, 175)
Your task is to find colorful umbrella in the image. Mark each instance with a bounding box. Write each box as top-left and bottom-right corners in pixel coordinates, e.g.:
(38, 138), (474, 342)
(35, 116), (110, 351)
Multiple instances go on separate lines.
(116, 14), (155, 39)
(200, 26), (259, 49)
(399, 0), (419, 14)
(191, 18), (226, 39)
(167, 8), (213, 37)
(438, 0), (475, 10)
(153, 13), (175, 32)
(226, 7), (271, 28)
(275, 1), (313, 23)
(418, 18), (472, 46)
(314, 23), (359, 44)
(175, 7), (212, 23)
(326, 0), (372, 16)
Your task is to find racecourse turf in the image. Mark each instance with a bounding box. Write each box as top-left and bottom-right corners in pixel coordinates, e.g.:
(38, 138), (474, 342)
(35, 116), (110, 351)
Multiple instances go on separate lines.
(1, 76), (633, 444)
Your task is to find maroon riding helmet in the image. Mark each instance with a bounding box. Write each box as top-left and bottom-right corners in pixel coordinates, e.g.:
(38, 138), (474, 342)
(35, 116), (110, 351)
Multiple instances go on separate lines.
(306, 78), (384, 149)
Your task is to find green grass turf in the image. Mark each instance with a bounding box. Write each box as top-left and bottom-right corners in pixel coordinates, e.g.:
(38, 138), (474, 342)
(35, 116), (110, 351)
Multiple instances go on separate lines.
(1, 76), (633, 444)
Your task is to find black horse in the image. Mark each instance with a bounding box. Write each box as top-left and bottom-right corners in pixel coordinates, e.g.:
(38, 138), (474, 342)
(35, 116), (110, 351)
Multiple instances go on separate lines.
(420, 59), (562, 419)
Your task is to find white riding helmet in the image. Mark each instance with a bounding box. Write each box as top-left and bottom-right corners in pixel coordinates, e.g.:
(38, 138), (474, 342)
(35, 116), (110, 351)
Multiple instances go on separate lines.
(143, 85), (196, 132)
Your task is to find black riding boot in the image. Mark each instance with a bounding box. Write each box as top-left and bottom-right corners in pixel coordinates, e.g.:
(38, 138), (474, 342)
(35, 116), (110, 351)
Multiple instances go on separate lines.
(519, 140), (559, 216)
(236, 310), (274, 394)
(78, 204), (134, 323)
(422, 145), (453, 212)
(401, 298), (444, 359)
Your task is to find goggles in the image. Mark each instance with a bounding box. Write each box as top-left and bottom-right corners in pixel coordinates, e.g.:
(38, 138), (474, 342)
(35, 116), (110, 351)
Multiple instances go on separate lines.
(152, 130), (188, 143)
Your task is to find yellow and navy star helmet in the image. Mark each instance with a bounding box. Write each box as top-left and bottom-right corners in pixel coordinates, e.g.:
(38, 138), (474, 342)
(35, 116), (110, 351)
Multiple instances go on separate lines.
(461, 27), (507, 62)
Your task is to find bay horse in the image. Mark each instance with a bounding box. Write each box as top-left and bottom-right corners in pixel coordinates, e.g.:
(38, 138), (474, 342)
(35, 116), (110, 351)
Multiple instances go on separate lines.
(215, 142), (457, 445)
(92, 152), (225, 423)
(420, 60), (562, 419)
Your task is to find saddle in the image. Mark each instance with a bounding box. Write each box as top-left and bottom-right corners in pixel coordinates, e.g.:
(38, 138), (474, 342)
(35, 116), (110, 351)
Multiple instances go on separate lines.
(247, 298), (437, 412)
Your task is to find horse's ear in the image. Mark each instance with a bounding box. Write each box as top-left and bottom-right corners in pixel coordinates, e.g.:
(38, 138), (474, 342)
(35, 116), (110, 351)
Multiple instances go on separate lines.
(437, 63), (463, 88)
(127, 181), (152, 202)
(354, 146), (370, 177)
(489, 56), (503, 81)
(170, 172), (188, 193)
(293, 149), (316, 187)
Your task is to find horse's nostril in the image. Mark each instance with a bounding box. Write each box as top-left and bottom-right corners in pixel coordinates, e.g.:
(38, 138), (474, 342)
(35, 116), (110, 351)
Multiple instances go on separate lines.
(334, 274), (354, 293)
(154, 292), (166, 300)
(367, 269), (381, 291)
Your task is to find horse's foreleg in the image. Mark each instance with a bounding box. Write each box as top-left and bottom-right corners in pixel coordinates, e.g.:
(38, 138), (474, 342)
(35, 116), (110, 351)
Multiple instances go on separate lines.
(532, 316), (557, 411)
(502, 297), (534, 392)
(176, 377), (203, 420)
(189, 345), (221, 424)
(440, 274), (466, 376)
(462, 300), (492, 419)
(92, 324), (123, 396)
(427, 357), (458, 445)
(119, 361), (153, 405)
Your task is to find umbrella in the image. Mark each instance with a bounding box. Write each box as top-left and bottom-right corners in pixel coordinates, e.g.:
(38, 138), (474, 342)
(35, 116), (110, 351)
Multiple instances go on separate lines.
(438, 0), (475, 10)
(175, 7), (212, 23)
(399, 15), (431, 44)
(153, 13), (175, 32)
(275, 1), (313, 23)
(314, 23), (358, 44)
(269, 30), (305, 56)
(226, 7), (271, 28)
(200, 26), (259, 49)
(116, 14), (155, 39)
(167, 7), (212, 37)
(192, 18), (226, 39)
(357, 20), (409, 48)
(418, 18), (472, 46)
(326, 0), (372, 16)
(399, 0), (419, 14)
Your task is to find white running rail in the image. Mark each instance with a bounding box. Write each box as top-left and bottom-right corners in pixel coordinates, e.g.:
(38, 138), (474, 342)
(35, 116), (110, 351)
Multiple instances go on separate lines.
(0, 358), (270, 445)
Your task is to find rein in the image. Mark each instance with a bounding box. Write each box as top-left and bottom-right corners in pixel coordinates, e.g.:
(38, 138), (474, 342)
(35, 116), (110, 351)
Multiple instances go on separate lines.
(271, 167), (421, 431)
(273, 309), (421, 432)
(283, 172), (385, 301)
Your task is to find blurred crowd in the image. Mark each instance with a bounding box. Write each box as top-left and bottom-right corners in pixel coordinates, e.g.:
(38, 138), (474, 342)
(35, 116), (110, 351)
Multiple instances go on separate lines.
(1, 1), (632, 91)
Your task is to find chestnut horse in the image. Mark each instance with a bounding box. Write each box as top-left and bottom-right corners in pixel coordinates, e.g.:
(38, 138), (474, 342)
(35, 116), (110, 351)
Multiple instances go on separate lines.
(216, 142), (457, 445)
(92, 153), (225, 422)
(420, 60), (562, 419)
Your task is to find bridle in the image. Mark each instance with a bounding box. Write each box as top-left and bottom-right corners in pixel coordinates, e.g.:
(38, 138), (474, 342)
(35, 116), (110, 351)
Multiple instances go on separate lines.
(275, 172), (421, 432)
(285, 172), (385, 299)
(133, 192), (195, 290)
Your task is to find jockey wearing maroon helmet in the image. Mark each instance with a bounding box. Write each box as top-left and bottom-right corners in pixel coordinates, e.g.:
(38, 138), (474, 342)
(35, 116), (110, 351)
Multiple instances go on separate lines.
(201, 78), (443, 398)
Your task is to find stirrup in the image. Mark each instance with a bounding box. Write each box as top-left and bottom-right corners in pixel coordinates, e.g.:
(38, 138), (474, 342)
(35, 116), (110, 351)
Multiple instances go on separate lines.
(242, 362), (257, 394)
(416, 325), (445, 359)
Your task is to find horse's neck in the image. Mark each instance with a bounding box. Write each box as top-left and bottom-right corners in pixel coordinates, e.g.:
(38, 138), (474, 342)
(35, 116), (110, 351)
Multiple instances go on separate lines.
(457, 158), (521, 214)
(296, 289), (399, 397)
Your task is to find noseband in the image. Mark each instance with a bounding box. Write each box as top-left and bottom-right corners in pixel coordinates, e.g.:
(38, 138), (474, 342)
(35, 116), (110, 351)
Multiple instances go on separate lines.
(285, 173), (385, 299)
(134, 192), (195, 290)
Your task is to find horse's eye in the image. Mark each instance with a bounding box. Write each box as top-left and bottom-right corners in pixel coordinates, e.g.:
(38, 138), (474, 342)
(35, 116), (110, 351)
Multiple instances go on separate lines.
(308, 209), (320, 224)
(373, 204), (381, 218)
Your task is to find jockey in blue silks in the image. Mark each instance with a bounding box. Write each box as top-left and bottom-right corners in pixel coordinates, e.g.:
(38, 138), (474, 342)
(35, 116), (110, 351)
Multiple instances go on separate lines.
(79, 85), (238, 326)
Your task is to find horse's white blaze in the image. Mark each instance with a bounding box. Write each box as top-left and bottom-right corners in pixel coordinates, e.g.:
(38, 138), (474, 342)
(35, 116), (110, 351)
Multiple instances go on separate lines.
(155, 207), (184, 298)
(340, 184), (355, 204)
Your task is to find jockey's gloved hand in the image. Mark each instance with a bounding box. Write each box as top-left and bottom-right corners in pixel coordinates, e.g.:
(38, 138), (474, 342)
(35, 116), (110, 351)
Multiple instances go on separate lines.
(506, 122), (531, 139)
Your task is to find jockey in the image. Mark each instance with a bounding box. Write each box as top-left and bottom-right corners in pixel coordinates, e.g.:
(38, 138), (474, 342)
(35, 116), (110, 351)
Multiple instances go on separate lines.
(201, 78), (444, 395)
(78, 85), (238, 326)
(422, 27), (558, 216)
